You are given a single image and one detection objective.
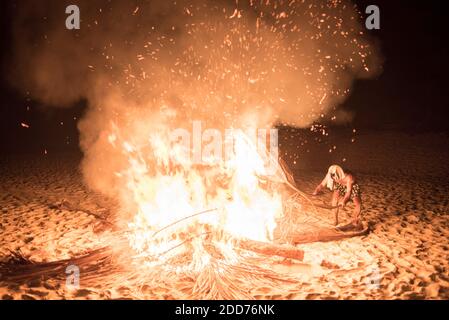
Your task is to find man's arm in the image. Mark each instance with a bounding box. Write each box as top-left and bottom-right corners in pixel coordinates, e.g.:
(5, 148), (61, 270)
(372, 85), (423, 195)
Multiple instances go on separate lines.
(313, 177), (327, 195)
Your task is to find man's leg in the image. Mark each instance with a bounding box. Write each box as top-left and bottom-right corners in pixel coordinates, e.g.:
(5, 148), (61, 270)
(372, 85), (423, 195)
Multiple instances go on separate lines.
(352, 196), (362, 226)
(331, 190), (340, 226)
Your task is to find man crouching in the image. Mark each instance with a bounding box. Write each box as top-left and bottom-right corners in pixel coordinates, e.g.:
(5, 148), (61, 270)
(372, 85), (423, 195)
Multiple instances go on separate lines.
(313, 165), (362, 230)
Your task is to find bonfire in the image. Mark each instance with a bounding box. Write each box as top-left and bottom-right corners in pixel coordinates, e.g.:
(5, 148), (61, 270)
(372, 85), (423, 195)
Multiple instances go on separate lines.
(0, 127), (368, 299)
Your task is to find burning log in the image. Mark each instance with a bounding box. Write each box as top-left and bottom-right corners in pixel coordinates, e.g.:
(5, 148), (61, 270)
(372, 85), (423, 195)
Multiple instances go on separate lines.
(235, 238), (304, 261)
(274, 223), (369, 245)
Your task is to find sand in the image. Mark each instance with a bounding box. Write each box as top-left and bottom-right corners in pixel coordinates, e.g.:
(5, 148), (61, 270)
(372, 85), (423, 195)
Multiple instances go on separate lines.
(0, 132), (448, 300)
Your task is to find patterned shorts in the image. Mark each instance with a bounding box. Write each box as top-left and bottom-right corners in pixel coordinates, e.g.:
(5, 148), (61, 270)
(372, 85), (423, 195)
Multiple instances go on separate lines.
(335, 183), (361, 199)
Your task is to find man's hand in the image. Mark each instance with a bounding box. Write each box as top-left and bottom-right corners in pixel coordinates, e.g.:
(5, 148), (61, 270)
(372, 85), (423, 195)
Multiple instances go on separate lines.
(338, 198), (349, 207)
(312, 185), (323, 196)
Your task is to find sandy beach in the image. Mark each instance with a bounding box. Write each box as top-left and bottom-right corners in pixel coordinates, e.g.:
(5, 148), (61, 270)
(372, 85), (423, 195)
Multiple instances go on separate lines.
(1, 131), (448, 300)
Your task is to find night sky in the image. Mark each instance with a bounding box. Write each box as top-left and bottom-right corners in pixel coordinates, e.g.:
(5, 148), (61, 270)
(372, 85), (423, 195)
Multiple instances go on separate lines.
(0, 0), (448, 155)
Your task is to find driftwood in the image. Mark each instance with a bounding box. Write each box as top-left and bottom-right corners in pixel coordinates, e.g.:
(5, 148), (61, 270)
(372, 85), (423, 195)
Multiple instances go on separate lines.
(57, 200), (114, 227)
(0, 247), (113, 283)
(236, 238), (304, 261)
(274, 223), (369, 245)
(234, 224), (368, 260)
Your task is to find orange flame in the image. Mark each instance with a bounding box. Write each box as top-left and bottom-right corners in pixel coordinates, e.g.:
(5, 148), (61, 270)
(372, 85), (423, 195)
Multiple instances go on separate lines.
(109, 123), (283, 260)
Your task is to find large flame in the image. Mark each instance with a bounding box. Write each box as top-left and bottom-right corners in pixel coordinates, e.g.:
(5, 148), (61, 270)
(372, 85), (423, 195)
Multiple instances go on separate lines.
(108, 119), (284, 261)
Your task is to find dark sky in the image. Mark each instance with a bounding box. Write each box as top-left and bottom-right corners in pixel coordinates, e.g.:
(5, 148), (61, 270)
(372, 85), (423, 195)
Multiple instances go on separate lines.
(0, 0), (448, 154)
(348, 0), (449, 132)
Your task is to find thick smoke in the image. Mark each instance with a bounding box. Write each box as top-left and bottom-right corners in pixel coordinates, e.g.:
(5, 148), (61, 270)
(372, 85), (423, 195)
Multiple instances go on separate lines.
(9, 0), (381, 199)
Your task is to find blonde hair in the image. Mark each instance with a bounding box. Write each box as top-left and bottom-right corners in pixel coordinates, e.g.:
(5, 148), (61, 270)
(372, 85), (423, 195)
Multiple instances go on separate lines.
(324, 165), (346, 190)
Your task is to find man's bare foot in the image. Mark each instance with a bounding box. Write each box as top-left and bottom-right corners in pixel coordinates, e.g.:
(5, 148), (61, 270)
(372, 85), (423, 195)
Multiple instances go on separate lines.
(351, 221), (364, 231)
(336, 222), (363, 232)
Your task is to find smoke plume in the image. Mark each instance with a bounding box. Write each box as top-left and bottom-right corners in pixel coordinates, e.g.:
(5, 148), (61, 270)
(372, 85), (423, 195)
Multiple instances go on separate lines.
(9, 0), (381, 200)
